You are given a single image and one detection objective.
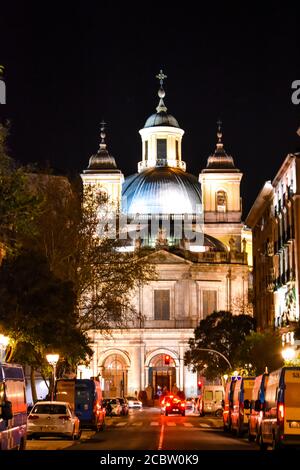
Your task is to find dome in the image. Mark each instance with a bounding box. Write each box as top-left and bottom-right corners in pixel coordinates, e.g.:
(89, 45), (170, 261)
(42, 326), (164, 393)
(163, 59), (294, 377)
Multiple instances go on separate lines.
(144, 111), (180, 129)
(122, 167), (202, 215)
(86, 147), (118, 171)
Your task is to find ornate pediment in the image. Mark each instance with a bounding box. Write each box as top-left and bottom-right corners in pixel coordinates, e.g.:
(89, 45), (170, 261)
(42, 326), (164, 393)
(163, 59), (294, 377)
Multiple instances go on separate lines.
(144, 249), (192, 265)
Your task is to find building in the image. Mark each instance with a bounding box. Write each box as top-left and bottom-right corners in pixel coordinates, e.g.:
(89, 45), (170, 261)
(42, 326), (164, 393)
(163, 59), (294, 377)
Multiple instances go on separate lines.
(81, 73), (251, 398)
(246, 152), (300, 344)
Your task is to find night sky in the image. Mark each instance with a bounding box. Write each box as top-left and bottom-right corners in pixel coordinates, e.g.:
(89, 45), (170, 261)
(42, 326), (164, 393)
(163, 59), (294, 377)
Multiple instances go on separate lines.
(0, 3), (299, 215)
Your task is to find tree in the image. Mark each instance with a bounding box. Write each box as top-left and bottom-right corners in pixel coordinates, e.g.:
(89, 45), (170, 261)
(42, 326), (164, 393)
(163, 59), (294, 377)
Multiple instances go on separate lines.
(0, 122), (41, 255)
(185, 311), (255, 380)
(0, 249), (92, 399)
(72, 185), (156, 330)
(23, 179), (156, 331)
(234, 332), (283, 375)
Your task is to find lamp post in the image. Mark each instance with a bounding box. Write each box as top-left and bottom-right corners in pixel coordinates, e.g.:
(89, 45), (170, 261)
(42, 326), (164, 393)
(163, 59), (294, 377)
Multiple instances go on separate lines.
(0, 334), (10, 363)
(46, 353), (60, 401)
(197, 348), (232, 369)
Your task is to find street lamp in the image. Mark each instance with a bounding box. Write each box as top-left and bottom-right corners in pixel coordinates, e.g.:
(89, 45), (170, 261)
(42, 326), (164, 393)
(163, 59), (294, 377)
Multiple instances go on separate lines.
(46, 353), (60, 401)
(0, 334), (10, 362)
(197, 348), (232, 369)
(282, 347), (296, 362)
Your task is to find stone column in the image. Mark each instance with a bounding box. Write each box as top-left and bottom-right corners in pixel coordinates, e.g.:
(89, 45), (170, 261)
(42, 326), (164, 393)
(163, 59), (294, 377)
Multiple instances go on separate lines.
(179, 344), (184, 390)
(140, 343), (145, 390)
(176, 366), (180, 386)
(144, 366), (149, 388)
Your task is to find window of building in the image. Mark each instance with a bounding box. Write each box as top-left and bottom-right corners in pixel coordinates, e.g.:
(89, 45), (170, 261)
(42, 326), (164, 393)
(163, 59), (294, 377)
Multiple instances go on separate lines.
(202, 290), (217, 318)
(216, 190), (227, 212)
(175, 140), (179, 159)
(154, 289), (170, 320)
(145, 140), (148, 161)
(157, 139), (167, 160)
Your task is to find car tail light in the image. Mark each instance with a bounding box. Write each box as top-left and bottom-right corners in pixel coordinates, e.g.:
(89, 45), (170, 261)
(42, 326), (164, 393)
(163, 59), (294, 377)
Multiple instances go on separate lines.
(28, 415), (39, 420)
(277, 403), (284, 423)
(59, 415), (71, 420)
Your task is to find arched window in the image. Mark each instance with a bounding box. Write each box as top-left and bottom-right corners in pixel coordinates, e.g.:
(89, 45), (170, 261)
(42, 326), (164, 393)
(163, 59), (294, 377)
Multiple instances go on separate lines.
(216, 190), (227, 212)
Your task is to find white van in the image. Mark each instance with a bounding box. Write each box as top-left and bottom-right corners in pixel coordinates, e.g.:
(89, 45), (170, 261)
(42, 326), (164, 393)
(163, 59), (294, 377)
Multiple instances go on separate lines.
(199, 385), (224, 417)
(259, 366), (300, 450)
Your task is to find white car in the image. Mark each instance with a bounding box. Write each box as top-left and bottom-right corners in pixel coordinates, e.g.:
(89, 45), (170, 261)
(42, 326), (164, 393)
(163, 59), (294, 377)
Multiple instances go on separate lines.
(126, 396), (143, 408)
(27, 401), (81, 440)
(103, 398), (123, 416)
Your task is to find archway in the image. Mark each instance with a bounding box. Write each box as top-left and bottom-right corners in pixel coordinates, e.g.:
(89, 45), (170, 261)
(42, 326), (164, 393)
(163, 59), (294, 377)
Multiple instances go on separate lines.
(148, 353), (177, 398)
(101, 354), (128, 398)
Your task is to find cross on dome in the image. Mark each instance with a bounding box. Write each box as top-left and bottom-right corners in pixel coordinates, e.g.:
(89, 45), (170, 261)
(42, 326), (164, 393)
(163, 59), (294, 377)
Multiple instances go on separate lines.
(156, 69), (167, 86)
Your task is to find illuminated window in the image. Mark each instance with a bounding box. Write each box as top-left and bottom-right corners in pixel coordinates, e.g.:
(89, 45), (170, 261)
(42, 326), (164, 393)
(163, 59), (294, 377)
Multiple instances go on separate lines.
(216, 190), (227, 212)
(157, 139), (167, 160)
(154, 290), (170, 320)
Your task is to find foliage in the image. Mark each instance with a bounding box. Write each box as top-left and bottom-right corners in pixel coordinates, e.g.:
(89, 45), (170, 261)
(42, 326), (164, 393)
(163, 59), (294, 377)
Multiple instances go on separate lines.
(24, 180), (156, 331)
(0, 123), (42, 254)
(0, 249), (93, 373)
(234, 331), (283, 375)
(185, 311), (255, 380)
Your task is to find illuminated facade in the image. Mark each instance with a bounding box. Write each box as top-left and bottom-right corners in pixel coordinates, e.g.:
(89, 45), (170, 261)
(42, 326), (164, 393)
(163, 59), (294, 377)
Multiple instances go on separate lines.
(246, 152), (300, 342)
(81, 73), (251, 398)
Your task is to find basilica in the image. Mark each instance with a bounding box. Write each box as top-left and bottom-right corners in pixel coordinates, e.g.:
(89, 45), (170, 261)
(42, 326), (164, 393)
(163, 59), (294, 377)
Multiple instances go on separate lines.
(80, 73), (252, 399)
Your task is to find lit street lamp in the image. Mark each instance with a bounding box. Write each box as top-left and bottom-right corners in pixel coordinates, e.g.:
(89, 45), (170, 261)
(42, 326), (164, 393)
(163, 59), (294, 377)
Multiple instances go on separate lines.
(46, 353), (60, 401)
(281, 347), (296, 362)
(0, 334), (10, 362)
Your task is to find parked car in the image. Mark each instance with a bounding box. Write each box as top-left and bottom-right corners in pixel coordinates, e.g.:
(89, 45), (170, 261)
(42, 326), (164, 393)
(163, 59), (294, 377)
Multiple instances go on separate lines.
(231, 376), (255, 436)
(248, 372), (269, 442)
(118, 398), (129, 416)
(126, 396), (143, 408)
(161, 395), (186, 416)
(185, 397), (194, 411)
(27, 401), (81, 440)
(0, 363), (27, 450)
(55, 378), (105, 431)
(259, 366), (300, 450)
(198, 386), (224, 417)
(102, 398), (122, 416)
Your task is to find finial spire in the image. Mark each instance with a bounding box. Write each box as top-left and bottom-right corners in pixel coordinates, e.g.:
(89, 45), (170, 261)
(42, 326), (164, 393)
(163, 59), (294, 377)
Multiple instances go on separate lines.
(155, 69), (167, 113)
(100, 119), (107, 149)
(216, 119), (223, 146)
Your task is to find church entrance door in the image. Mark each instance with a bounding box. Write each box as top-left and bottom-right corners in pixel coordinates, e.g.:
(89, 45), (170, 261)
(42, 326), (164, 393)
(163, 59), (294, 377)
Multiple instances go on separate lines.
(148, 354), (176, 399)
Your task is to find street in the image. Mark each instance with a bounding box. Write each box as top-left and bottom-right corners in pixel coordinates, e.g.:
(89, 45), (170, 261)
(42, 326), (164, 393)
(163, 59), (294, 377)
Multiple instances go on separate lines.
(26, 407), (258, 451)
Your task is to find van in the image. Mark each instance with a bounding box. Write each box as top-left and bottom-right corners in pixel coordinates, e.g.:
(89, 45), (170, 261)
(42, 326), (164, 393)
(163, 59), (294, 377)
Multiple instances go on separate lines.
(198, 385), (224, 417)
(0, 363), (27, 450)
(259, 366), (300, 450)
(55, 378), (105, 431)
(248, 372), (269, 442)
(223, 376), (241, 432)
(231, 376), (255, 436)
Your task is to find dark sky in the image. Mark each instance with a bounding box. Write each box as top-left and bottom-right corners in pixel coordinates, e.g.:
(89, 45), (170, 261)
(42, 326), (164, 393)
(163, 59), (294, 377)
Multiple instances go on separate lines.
(0, 3), (299, 215)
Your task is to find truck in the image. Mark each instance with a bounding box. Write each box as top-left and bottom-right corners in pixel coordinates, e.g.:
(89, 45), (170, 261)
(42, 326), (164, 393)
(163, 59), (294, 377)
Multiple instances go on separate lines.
(0, 363), (27, 450)
(55, 378), (105, 431)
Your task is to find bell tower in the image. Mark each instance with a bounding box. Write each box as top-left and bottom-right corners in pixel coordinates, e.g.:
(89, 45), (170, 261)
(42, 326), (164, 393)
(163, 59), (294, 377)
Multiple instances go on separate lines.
(81, 121), (124, 209)
(199, 121), (243, 250)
